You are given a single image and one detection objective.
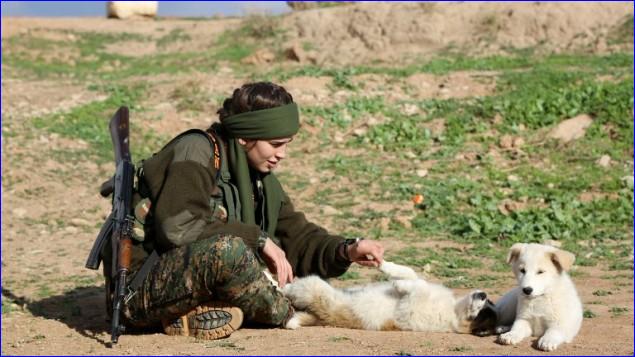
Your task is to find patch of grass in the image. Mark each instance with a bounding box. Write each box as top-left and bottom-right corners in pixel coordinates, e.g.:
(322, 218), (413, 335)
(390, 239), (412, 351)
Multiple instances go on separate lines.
(360, 71), (633, 153)
(31, 84), (163, 163)
(593, 289), (613, 296)
(608, 14), (634, 45)
(610, 306), (629, 317)
(170, 80), (210, 112)
(156, 28), (191, 48)
(329, 336), (351, 342)
(36, 285), (54, 298)
(212, 15), (285, 64)
(240, 15), (285, 40)
(583, 309), (598, 318)
(303, 95), (386, 129)
(270, 52), (632, 82)
(2, 30), (149, 79)
(2, 28), (226, 80)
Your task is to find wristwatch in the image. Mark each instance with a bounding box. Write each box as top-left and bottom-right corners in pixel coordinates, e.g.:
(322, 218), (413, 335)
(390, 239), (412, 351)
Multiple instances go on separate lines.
(342, 237), (364, 262)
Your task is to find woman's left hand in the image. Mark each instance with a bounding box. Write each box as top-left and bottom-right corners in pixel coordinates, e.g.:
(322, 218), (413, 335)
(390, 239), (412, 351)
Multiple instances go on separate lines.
(261, 238), (294, 288)
(347, 239), (384, 267)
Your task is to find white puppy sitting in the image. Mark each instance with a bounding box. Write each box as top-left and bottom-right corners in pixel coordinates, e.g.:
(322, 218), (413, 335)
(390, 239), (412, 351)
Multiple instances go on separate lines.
(496, 243), (583, 351)
(282, 261), (492, 333)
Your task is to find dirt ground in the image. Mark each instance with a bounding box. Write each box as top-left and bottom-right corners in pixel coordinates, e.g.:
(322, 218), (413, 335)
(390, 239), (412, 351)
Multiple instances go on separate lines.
(2, 2), (634, 356)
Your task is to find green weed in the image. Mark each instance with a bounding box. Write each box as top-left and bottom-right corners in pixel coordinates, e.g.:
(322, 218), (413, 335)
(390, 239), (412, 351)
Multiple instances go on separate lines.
(31, 84), (163, 162)
(170, 80), (211, 112)
(583, 309), (598, 318)
(593, 289), (613, 297)
(156, 28), (191, 48)
(610, 306), (629, 317)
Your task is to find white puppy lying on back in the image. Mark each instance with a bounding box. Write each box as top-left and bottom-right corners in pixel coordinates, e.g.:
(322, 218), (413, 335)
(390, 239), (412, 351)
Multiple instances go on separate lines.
(496, 243), (583, 351)
(282, 261), (493, 333)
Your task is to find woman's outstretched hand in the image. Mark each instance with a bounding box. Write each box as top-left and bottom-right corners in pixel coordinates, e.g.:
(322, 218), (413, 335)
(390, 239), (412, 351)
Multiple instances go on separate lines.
(348, 239), (385, 267)
(261, 238), (294, 288)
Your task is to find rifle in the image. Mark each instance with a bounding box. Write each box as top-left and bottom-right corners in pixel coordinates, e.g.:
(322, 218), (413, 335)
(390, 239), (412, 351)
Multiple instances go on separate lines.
(85, 106), (135, 345)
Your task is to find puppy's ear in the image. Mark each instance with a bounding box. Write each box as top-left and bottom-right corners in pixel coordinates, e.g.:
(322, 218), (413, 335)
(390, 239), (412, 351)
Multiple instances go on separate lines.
(550, 249), (575, 273)
(507, 243), (525, 265)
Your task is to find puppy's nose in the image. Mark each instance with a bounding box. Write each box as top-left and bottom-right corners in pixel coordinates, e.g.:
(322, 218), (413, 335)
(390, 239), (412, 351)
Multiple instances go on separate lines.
(476, 292), (487, 300)
(522, 287), (533, 296)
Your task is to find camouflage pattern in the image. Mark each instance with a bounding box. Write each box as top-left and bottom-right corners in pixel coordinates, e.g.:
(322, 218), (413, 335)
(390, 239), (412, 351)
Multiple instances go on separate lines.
(123, 234), (291, 328)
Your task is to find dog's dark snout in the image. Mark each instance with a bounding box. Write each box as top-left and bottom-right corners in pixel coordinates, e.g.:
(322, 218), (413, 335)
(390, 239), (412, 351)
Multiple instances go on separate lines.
(476, 292), (487, 300)
(522, 287), (533, 295)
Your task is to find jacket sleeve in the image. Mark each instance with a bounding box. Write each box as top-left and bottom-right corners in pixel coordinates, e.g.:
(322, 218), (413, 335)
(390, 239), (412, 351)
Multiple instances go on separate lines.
(147, 134), (261, 252)
(275, 193), (351, 278)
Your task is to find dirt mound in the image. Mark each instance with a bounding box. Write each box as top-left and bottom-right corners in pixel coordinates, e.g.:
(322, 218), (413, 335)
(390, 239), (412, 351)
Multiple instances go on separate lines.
(282, 2), (633, 65)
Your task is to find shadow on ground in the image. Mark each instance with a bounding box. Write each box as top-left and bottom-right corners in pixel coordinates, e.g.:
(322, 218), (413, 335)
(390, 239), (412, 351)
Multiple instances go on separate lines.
(3, 286), (111, 345)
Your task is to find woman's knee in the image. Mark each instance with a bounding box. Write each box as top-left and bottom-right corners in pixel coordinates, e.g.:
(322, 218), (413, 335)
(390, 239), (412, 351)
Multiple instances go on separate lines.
(191, 234), (262, 282)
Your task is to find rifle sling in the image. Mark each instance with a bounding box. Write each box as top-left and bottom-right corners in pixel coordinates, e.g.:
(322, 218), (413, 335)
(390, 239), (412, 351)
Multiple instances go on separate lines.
(127, 250), (160, 295)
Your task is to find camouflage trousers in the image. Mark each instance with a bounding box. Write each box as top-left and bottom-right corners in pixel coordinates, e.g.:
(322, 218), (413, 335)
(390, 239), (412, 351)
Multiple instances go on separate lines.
(124, 234), (291, 328)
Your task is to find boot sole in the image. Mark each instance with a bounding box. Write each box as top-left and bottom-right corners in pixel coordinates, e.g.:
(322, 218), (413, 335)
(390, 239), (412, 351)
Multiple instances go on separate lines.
(163, 302), (243, 340)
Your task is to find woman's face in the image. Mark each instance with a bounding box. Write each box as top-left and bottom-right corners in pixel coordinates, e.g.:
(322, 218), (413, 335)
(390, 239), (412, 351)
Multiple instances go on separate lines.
(239, 137), (294, 173)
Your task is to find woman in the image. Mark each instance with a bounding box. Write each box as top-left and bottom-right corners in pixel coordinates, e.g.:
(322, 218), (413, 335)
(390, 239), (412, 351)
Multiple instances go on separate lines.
(122, 82), (385, 340)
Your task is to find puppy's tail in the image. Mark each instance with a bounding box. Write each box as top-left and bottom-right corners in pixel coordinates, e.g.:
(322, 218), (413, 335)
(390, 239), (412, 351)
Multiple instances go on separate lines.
(380, 261), (419, 280)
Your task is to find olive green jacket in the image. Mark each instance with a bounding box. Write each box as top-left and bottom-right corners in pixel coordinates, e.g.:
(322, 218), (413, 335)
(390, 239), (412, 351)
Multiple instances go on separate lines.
(139, 132), (351, 278)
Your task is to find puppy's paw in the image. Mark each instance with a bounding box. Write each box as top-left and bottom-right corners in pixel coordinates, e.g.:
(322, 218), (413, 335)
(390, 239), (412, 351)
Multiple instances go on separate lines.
(380, 261), (419, 280)
(498, 330), (525, 345)
(537, 333), (564, 351)
(284, 314), (302, 330)
(495, 325), (512, 334)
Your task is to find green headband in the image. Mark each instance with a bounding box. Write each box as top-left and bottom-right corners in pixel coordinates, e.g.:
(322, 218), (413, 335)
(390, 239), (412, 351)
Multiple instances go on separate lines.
(222, 103), (300, 139)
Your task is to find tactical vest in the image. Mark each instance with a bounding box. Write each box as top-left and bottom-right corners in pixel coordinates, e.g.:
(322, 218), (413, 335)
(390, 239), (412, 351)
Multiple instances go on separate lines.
(135, 128), (242, 248)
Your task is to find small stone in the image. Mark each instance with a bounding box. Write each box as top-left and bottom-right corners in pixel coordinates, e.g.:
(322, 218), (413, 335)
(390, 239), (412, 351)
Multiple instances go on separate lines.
(548, 114), (593, 143)
(352, 128), (367, 137)
(64, 226), (79, 234)
(404, 151), (417, 159)
(401, 103), (419, 116)
(321, 205), (340, 216)
(70, 218), (91, 227)
(416, 169), (428, 178)
(596, 155), (611, 168)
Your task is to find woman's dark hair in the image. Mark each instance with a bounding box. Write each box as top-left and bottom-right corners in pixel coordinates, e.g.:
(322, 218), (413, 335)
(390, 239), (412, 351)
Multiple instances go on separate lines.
(217, 82), (294, 122)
